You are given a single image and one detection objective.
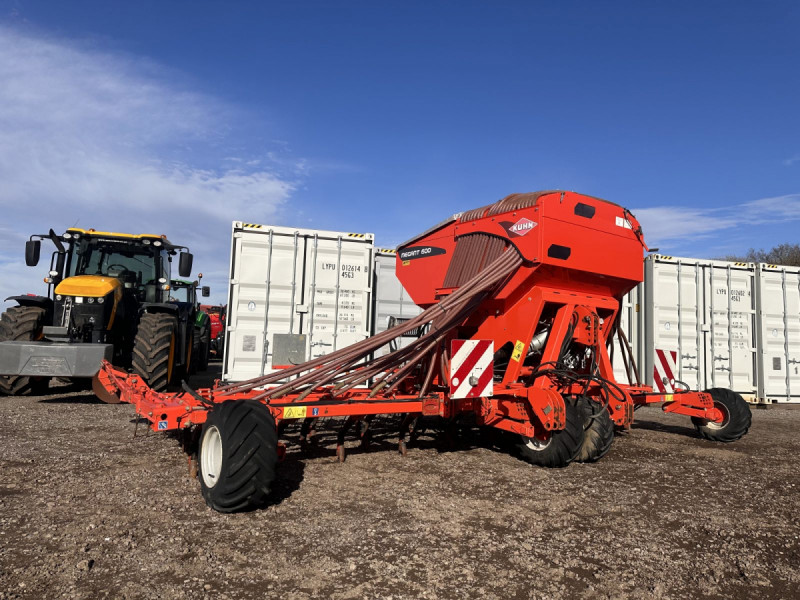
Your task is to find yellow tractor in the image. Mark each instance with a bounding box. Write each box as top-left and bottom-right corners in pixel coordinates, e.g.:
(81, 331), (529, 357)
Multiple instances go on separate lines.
(0, 228), (209, 394)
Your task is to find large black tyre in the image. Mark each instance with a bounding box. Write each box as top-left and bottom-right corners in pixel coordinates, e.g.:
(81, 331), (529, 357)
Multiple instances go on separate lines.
(199, 400), (278, 513)
(131, 312), (177, 392)
(691, 388), (752, 442)
(517, 399), (585, 468)
(0, 306), (49, 396)
(573, 397), (614, 463)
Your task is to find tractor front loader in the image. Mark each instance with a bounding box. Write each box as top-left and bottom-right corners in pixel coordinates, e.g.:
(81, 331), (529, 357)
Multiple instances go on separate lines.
(94, 191), (752, 512)
(0, 228), (208, 395)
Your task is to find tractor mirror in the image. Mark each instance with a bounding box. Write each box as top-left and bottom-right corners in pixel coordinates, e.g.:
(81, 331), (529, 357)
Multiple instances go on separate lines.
(178, 252), (193, 277)
(201, 286), (210, 297)
(25, 240), (41, 267)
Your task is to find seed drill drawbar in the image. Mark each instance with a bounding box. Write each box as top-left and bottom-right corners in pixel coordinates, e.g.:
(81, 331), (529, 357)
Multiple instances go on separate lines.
(95, 191), (752, 513)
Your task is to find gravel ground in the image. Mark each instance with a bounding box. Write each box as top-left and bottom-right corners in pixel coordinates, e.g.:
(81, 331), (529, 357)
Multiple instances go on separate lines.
(1, 363), (799, 600)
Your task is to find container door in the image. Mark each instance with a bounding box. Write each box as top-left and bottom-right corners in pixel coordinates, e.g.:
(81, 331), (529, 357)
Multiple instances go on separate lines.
(372, 253), (423, 358)
(301, 235), (373, 362)
(757, 266), (800, 401)
(611, 285), (642, 385)
(645, 258), (706, 392)
(224, 229), (305, 381)
(703, 263), (757, 394)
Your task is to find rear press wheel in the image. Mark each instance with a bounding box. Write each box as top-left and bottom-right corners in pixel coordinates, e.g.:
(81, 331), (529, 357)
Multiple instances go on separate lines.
(574, 397), (614, 463)
(0, 306), (49, 396)
(691, 388), (752, 442)
(517, 399), (585, 468)
(131, 312), (177, 392)
(199, 400), (278, 513)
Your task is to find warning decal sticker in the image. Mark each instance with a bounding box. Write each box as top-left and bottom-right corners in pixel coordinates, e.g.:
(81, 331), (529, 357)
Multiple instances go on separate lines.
(283, 406), (306, 419)
(510, 340), (526, 362)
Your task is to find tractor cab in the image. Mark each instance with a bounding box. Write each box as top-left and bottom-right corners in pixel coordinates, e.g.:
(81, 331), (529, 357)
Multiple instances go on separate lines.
(169, 278), (210, 306)
(29, 229), (193, 349)
(55, 228), (192, 302)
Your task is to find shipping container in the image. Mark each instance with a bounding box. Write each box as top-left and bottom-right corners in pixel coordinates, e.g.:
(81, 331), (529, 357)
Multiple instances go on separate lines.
(641, 255), (758, 400)
(611, 284), (644, 386)
(755, 263), (800, 403)
(371, 249), (423, 358)
(222, 222), (374, 383)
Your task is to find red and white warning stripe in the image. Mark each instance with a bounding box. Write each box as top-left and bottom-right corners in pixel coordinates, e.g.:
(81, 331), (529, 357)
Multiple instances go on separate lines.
(449, 340), (493, 399)
(653, 349), (678, 393)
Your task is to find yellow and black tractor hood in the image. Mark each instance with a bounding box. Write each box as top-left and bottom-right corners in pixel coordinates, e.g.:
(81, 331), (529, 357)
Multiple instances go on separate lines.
(55, 275), (123, 298)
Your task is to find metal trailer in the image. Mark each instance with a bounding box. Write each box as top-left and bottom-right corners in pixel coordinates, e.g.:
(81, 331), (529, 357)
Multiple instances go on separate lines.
(755, 263), (800, 403)
(95, 191), (751, 513)
(371, 248), (423, 358)
(221, 222), (374, 383)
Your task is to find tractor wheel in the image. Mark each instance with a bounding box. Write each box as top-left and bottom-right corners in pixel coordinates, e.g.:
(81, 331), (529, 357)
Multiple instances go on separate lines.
(131, 312), (177, 392)
(198, 327), (211, 371)
(199, 400), (278, 513)
(517, 399), (584, 468)
(0, 306), (49, 396)
(574, 397), (614, 463)
(691, 388), (752, 442)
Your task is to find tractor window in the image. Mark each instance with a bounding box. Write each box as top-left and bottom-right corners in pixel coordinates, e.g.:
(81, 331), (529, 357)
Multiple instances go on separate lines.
(67, 238), (159, 285)
(161, 251), (171, 282)
(169, 285), (193, 303)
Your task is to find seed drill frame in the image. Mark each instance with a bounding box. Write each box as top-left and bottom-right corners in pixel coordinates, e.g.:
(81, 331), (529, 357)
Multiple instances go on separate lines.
(96, 191), (749, 512)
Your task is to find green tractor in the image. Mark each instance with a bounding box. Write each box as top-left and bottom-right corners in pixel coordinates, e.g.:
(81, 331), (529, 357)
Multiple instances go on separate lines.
(0, 228), (209, 395)
(168, 278), (212, 374)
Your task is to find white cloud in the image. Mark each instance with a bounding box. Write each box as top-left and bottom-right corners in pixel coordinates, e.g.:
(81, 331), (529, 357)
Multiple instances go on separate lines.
(0, 25), (297, 306)
(783, 155), (800, 166)
(632, 194), (800, 247)
(741, 194), (800, 220)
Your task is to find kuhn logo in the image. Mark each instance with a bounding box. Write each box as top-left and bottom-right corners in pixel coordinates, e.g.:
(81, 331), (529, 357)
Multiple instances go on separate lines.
(506, 217), (536, 237)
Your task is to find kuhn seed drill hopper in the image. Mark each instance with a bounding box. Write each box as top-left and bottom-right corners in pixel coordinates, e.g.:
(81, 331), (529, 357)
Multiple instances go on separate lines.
(95, 191), (751, 512)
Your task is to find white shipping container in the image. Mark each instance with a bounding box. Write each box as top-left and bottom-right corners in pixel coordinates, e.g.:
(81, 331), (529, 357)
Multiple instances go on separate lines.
(222, 222), (374, 383)
(611, 284), (644, 386)
(642, 255), (758, 400)
(755, 264), (800, 403)
(371, 249), (423, 357)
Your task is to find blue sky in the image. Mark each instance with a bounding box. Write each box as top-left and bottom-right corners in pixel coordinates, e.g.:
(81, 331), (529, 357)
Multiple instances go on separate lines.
(1, 1), (799, 303)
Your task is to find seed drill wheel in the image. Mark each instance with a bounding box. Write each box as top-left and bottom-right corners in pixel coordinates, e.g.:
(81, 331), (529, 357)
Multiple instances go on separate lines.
(691, 388), (752, 442)
(0, 306), (49, 396)
(574, 396), (614, 463)
(132, 312), (177, 392)
(199, 400), (278, 513)
(517, 399), (585, 468)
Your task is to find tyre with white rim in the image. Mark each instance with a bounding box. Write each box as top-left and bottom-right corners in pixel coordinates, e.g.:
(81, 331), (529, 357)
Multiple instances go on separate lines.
(691, 388), (752, 443)
(516, 398), (584, 468)
(198, 400), (278, 512)
(200, 425), (224, 489)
